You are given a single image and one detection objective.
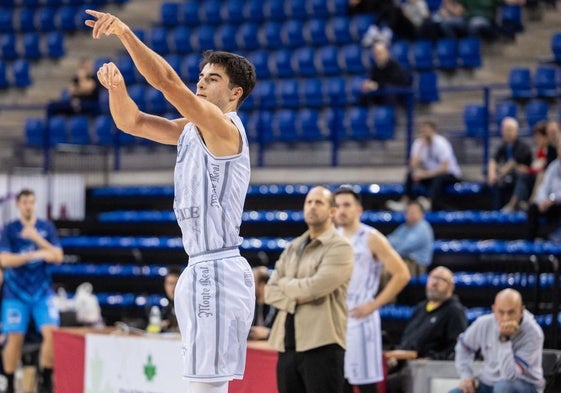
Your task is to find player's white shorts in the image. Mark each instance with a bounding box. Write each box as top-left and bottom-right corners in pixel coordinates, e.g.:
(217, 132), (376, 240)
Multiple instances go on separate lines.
(345, 310), (384, 385)
(175, 248), (255, 383)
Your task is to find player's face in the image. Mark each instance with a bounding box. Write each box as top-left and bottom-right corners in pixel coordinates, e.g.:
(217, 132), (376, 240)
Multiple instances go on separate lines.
(164, 274), (179, 300)
(334, 193), (362, 227)
(196, 64), (239, 111)
(16, 195), (36, 221)
(304, 188), (334, 228)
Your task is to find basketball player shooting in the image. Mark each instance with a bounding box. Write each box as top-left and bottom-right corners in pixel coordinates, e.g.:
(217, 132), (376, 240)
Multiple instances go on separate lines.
(85, 9), (257, 393)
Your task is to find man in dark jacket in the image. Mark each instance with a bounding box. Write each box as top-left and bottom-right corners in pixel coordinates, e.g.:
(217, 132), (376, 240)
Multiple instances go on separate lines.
(387, 266), (467, 392)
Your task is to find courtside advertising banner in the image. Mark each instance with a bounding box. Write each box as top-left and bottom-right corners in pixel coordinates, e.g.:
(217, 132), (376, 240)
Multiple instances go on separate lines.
(85, 333), (189, 393)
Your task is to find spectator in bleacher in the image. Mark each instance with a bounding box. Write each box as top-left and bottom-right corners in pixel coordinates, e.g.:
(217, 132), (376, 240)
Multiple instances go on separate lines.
(546, 120), (560, 147)
(386, 120), (462, 212)
(424, 0), (466, 39)
(527, 140), (561, 241)
(386, 266), (467, 393)
(0, 189), (64, 393)
(160, 266), (180, 333)
(387, 200), (434, 276)
(361, 42), (412, 107)
(487, 117), (533, 212)
(46, 57), (101, 118)
(265, 186), (354, 393)
(86, 9), (257, 393)
(526, 121), (558, 208)
(249, 266), (276, 340)
(333, 187), (410, 393)
(440, 0), (526, 39)
(448, 288), (544, 393)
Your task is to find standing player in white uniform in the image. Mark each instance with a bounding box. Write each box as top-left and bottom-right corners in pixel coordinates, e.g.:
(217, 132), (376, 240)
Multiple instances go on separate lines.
(334, 187), (410, 393)
(86, 10), (256, 393)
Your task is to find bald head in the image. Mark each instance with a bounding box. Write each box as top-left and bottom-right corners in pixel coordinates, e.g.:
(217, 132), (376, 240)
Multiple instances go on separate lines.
(493, 288), (524, 324)
(501, 117), (519, 143)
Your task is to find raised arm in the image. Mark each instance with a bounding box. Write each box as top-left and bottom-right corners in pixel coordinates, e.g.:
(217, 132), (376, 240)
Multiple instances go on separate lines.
(85, 10), (240, 156)
(97, 62), (186, 145)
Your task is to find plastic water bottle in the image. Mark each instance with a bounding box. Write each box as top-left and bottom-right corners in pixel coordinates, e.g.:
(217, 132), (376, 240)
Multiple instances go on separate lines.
(147, 305), (162, 334)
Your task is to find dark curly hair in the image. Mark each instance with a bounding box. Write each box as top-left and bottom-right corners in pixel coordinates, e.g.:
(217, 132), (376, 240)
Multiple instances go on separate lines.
(200, 50), (256, 110)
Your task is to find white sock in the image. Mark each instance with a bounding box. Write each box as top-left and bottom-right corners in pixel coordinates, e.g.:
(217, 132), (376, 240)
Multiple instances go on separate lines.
(189, 381), (228, 393)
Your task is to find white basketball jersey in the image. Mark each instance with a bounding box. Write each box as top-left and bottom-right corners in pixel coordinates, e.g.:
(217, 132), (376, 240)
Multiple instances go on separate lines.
(173, 112), (250, 257)
(344, 223), (382, 325)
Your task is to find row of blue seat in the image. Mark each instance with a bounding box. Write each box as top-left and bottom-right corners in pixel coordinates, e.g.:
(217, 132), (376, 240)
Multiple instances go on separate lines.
(97, 209), (527, 225)
(51, 263), (169, 277)
(509, 66), (561, 100)
(58, 236), (561, 255)
(0, 31), (64, 61)
(3, 0), (127, 8)
(553, 32), (561, 63)
(91, 182), (484, 198)
(0, 58), (31, 88)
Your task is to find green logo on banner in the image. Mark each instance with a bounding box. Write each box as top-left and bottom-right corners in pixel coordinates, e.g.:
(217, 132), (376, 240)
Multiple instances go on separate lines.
(144, 355), (157, 381)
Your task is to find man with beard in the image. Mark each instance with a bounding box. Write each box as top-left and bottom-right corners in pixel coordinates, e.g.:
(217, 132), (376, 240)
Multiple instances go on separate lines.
(265, 186), (354, 393)
(386, 266), (467, 393)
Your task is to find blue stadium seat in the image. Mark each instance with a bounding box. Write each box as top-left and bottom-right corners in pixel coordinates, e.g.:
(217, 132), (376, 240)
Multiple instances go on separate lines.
(292, 47), (317, 77)
(221, 0), (245, 25)
(500, 5), (523, 36)
(24, 118), (45, 147)
(459, 37), (482, 69)
(236, 23), (261, 51)
(48, 116), (68, 146)
(259, 22), (283, 49)
(23, 32), (41, 60)
(344, 107), (373, 140)
(199, 0), (222, 25)
(0, 60), (7, 89)
(68, 115), (91, 145)
(339, 44), (367, 75)
(247, 50), (270, 79)
(12, 59), (31, 87)
(0, 8), (15, 33)
(327, 16), (353, 45)
(327, 0), (349, 15)
(180, 54), (200, 83)
(299, 79), (324, 107)
(181, 1), (201, 25)
(391, 41), (411, 69)
(552, 32), (561, 63)
(416, 71), (439, 103)
(272, 109), (298, 142)
(346, 75), (365, 105)
(164, 54), (182, 75)
(56, 5), (78, 32)
(307, 0), (330, 18)
(22, 0), (41, 5)
(316, 46), (341, 76)
(276, 79), (300, 108)
(281, 20), (305, 48)
(412, 40), (434, 70)
(241, 91), (255, 111)
(373, 106), (395, 140)
(509, 67), (533, 100)
(160, 2), (180, 27)
(1, 34), (18, 61)
(243, 0), (265, 24)
(534, 66), (558, 98)
(349, 14), (376, 41)
(285, 0), (308, 19)
(464, 104), (486, 137)
(494, 101), (517, 129)
(18, 8), (36, 33)
(46, 31), (65, 59)
(263, 0), (286, 21)
(149, 27), (169, 55)
(436, 38), (458, 70)
(303, 19), (329, 47)
(297, 109), (324, 141)
(37, 7), (57, 32)
(116, 56), (137, 85)
(146, 88), (167, 114)
(269, 49), (295, 78)
(192, 26), (215, 52)
(215, 24), (238, 51)
(170, 26), (192, 54)
(525, 99), (549, 130)
(253, 80), (276, 110)
(94, 115), (115, 146)
(324, 76), (346, 106)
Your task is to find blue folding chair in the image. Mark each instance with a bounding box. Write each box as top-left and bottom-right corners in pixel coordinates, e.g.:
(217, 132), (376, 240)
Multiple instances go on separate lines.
(391, 41), (411, 70)
(344, 107), (373, 140)
(327, 0), (349, 15)
(236, 23), (261, 51)
(269, 49), (295, 78)
(181, 1), (201, 25)
(149, 27), (169, 55)
(116, 56), (137, 84)
(259, 22), (283, 49)
(160, 2), (180, 27)
(215, 24), (238, 51)
(525, 99), (549, 130)
(552, 32), (561, 63)
(297, 109), (324, 141)
(412, 40), (434, 70)
(303, 19), (329, 47)
(23, 32), (41, 60)
(276, 79), (300, 108)
(416, 71), (439, 103)
(12, 59), (31, 87)
(534, 66), (558, 98)
(243, 0), (265, 24)
(323, 76), (346, 106)
(271, 109), (298, 142)
(263, 0), (286, 22)
(494, 101), (517, 129)
(316, 46), (341, 76)
(459, 37), (482, 69)
(281, 20), (305, 48)
(464, 104), (486, 137)
(24, 118), (45, 147)
(199, 0), (222, 25)
(500, 5), (523, 37)
(221, 0), (245, 25)
(56, 5), (78, 32)
(48, 116), (68, 146)
(180, 54), (200, 83)
(340, 44), (367, 75)
(327, 16), (353, 45)
(94, 115), (115, 146)
(0, 8), (15, 33)
(170, 26), (192, 54)
(68, 115), (91, 145)
(18, 8), (36, 33)
(1, 34), (18, 61)
(192, 25), (215, 52)
(285, 0), (307, 20)
(253, 80), (276, 110)
(146, 88), (167, 115)
(299, 79), (324, 108)
(247, 50), (270, 79)
(374, 106), (395, 140)
(292, 47), (317, 77)
(307, 0), (330, 18)
(436, 38), (458, 70)
(509, 67), (533, 100)
(37, 7), (57, 32)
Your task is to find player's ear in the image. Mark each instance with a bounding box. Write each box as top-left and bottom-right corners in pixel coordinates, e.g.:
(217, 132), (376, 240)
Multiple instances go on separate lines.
(230, 86), (243, 101)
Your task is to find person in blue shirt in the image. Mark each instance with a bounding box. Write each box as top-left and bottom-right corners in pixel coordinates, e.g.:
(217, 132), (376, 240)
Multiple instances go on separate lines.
(387, 200), (434, 276)
(0, 189), (63, 393)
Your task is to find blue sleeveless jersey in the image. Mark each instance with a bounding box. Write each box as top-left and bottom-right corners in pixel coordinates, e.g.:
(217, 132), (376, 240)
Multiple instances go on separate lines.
(0, 219), (61, 302)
